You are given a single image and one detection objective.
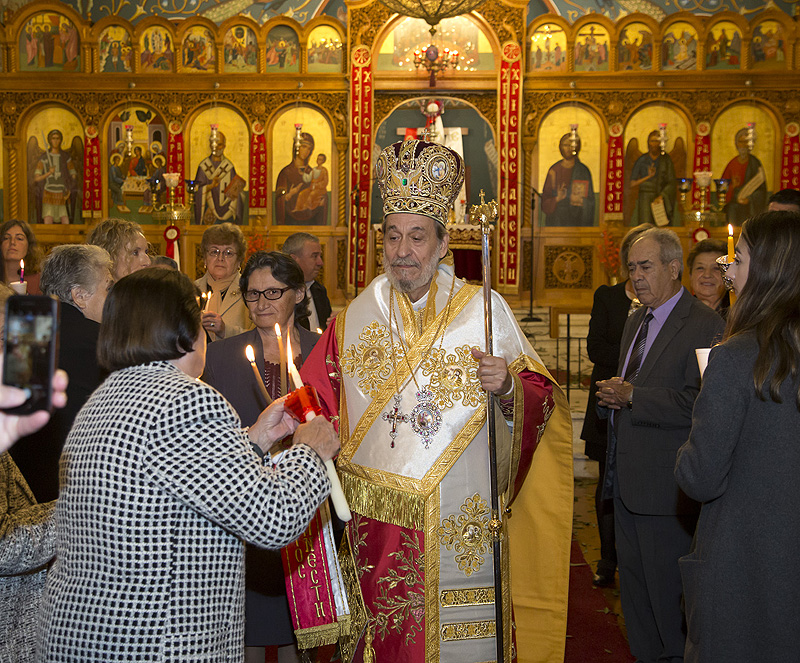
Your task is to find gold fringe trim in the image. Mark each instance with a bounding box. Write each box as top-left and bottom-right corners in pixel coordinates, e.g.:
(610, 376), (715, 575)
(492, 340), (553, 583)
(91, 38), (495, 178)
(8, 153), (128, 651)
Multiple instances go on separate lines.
(340, 472), (425, 530)
(425, 485), (441, 662)
(295, 621), (342, 649)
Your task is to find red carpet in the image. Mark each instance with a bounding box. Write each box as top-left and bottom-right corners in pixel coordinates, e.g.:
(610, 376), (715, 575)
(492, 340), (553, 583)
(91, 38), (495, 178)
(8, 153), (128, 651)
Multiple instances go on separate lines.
(565, 539), (635, 663)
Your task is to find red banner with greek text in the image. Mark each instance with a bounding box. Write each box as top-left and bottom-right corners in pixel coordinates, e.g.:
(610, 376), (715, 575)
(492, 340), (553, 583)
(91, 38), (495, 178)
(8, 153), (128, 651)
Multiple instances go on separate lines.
(780, 123), (800, 189)
(604, 125), (624, 220)
(167, 120), (185, 204)
(349, 45), (373, 290)
(249, 121), (267, 213)
(83, 126), (101, 219)
(498, 42), (522, 288)
(692, 128), (711, 209)
(281, 509), (340, 648)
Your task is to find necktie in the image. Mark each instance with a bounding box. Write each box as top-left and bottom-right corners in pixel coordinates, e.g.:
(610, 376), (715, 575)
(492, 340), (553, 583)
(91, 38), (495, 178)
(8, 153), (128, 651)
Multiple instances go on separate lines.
(624, 312), (654, 384)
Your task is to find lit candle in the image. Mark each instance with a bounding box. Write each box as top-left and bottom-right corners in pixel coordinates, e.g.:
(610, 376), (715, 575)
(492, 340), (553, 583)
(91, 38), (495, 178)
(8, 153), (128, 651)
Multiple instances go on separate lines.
(200, 292), (208, 310)
(728, 224), (735, 262)
(245, 344), (272, 406)
(285, 336), (351, 522)
(275, 323), (287, 397)
(286, 334), (303, 390)
(315, 328), (323, 335)
(19, 259), (24, 283)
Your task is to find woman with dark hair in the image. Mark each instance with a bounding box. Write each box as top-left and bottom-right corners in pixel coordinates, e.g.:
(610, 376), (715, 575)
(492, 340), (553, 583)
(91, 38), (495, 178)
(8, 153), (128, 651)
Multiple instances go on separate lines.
(36, 267), (338, 661)
(686, 237), (730, 318)
(195, 222), (253, 341)
(0, 220), (43, 294)
(86, 217), (151, 281)
(580, 222), (652, 587)
(202, 251), (318, 663)
(676, 210), (800, 662)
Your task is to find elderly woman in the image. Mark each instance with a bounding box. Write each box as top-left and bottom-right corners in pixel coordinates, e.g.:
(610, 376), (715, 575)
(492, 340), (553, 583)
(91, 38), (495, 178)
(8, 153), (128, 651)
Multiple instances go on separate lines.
(1, 220), (43, 295)
(687, 238), (730, 318)
(203, 252), (318, 662)
(195, 222), (253, 341)
(10, 245), (112, 503)
(36, 268), (338, 661)
(86, 217), (151, 281)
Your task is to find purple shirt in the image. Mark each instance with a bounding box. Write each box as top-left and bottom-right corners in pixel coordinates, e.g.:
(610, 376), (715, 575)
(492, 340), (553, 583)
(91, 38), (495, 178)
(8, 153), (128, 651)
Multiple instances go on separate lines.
(620, 286), (685, 378)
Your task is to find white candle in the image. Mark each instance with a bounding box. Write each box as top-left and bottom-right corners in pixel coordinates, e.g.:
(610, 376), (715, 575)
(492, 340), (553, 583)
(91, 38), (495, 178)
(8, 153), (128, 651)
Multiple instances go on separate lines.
(245, 344), (272, 406)
(275, 323), (287, 397)
(285, 334), (304, 390)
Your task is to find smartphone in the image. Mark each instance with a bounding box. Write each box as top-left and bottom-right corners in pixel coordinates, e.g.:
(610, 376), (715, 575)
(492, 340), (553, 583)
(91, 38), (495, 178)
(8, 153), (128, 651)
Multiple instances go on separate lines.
(2, 295), (60, 414)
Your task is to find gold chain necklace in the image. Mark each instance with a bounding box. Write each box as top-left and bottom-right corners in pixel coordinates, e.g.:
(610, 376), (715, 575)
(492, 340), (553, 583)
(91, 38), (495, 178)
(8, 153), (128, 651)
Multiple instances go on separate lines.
(381, 269), (456, 448)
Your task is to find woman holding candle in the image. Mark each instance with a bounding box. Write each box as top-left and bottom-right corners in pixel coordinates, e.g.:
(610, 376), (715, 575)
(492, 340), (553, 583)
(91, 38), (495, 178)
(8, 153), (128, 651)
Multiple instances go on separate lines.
(36, 267), (338, 662)
(194, 223), (253, 341)
(86, 217), (151, 281)
(676, 210), (800, 662)
(0, 220), (43, 295)
(202, 251), (319, 663)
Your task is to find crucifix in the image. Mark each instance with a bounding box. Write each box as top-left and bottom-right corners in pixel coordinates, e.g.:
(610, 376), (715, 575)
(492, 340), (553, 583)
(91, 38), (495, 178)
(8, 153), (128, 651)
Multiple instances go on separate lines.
(382, 395), (409, 448)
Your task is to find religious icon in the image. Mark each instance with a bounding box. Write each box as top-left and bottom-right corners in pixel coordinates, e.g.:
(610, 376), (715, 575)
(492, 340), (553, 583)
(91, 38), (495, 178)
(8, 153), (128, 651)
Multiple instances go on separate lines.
(99, 25), (133, 72)
(194, 130), (247, 225)
(223, 25), (257, 73)
(182, 26), (216, 72)
(541, 132), (595, 226)
(20, 13), (81, 73)
(275, 132), (328, 225)
(26, 129), (83, 224)
(721, 127), (767, 224)
(624, 130), (685, 226)
(140, 26), (174, 73)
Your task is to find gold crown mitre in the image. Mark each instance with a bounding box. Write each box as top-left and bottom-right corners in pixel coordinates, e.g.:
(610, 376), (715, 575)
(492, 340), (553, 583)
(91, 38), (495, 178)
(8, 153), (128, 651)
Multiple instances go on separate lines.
(375, 139), (465, 227)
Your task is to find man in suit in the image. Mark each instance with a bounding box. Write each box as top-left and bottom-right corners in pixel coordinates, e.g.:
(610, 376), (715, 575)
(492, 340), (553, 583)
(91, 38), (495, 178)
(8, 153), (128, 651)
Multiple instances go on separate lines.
(283, 231), (332, 331)
(597, 228), (724, 663)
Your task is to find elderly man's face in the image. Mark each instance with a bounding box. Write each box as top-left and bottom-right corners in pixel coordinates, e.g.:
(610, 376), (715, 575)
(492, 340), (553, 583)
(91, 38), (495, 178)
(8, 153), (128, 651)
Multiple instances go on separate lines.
(628, 237), (681, 309)
(383, 213), (448, 302)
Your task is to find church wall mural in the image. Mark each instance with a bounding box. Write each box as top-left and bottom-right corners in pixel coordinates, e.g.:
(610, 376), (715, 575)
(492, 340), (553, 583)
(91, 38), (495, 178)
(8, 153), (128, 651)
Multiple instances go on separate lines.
(1, 0), (800, 304)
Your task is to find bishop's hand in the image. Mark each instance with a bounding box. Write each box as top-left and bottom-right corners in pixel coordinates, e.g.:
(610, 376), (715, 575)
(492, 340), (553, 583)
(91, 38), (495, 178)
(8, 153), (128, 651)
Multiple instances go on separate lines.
(471, 348), (513, 396)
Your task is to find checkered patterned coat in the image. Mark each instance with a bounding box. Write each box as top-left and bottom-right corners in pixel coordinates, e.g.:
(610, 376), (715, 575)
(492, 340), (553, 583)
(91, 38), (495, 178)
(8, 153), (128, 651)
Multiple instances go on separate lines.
(36, 361), (330, 662)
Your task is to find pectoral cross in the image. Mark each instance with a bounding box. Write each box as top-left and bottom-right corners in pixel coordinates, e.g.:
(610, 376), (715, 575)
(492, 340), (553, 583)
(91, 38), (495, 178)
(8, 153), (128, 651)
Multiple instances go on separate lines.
(382, 395), (409, 448)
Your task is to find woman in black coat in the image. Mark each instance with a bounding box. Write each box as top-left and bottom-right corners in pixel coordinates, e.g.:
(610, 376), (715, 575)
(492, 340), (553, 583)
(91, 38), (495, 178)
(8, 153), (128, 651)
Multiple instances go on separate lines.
(581, 223), (651, 586)
(202, 251), (320, 663)
(676, 211), (800, 662)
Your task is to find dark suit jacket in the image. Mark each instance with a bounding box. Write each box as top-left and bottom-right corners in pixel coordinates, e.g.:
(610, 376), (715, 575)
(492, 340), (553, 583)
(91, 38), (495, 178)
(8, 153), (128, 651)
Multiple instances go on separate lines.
(605, 288), (724, 515)
(581, 281), (633, 460)
(298, 280), (332, 332)
(202, 326), (320, 427)
(10, 304), (103, 503)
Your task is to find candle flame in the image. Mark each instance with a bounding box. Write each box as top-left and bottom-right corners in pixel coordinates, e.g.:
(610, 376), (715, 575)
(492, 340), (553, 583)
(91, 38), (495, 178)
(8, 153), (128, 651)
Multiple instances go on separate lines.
(245, 344), (256, 363)
(274, 323), (282, 340)
(316, 327), (323, 335)
(286, 334), (304, 390)
(20, 259), (24, 270)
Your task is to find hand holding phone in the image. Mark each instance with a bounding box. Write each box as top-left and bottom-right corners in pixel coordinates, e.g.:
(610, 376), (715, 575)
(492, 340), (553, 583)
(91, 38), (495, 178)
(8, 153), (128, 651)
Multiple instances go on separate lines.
(2, 295), (60, 415)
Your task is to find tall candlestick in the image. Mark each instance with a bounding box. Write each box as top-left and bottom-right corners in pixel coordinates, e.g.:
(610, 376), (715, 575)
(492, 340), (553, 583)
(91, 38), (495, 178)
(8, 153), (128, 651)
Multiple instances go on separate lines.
(245, 345), (272, 406)
(728, 224), (735, 261)
(19, 259), (24, 283)
(285, 344), (352, 522)
(275, 323), (287, 397)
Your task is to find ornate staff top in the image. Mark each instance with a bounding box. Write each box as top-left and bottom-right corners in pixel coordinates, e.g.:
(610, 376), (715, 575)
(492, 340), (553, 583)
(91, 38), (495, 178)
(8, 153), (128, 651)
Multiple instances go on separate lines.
(469, 189), (498, 235)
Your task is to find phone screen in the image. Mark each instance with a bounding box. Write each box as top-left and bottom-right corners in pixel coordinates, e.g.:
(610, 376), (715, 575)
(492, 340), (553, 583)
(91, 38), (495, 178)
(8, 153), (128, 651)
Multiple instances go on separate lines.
(2, 296), (60, 414)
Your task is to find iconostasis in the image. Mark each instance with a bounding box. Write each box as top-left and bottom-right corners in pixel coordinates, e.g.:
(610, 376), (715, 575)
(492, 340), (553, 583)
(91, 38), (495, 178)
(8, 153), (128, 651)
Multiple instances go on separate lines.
(1, 1), (799, 306)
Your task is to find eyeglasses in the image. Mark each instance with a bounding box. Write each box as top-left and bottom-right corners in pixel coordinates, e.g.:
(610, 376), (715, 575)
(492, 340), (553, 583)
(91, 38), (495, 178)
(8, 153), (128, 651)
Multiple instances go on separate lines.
(243, 286), (294, 302)
(207, 248), (237, 260)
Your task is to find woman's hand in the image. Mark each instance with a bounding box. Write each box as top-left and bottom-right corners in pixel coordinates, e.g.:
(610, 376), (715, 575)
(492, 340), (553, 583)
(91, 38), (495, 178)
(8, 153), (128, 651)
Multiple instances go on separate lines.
(0, 368), (68, 454)
(249, 395), (297, 453)
(201, 311), (225, 338)
(293, 416), (340, 462)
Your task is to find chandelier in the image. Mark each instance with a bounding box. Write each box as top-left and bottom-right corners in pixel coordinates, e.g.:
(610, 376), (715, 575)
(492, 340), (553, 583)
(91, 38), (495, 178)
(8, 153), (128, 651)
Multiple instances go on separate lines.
(414, 44), (459, 87)
(379, 0), (483, 32)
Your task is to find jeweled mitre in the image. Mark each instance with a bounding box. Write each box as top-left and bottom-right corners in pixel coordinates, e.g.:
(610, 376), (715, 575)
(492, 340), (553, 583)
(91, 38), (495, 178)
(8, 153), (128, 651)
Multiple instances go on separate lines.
(375, 139), (465, 227)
